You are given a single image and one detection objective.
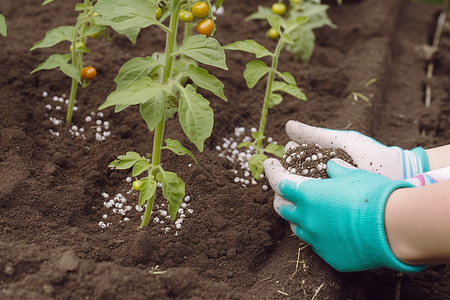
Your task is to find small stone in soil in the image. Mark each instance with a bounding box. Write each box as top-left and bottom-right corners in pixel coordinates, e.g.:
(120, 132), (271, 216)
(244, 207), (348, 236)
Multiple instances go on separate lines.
(282, 144), (356, 179)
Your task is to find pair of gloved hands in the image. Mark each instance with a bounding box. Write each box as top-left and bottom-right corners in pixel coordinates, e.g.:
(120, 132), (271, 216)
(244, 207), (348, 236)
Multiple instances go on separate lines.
(263, 121), (433, 273)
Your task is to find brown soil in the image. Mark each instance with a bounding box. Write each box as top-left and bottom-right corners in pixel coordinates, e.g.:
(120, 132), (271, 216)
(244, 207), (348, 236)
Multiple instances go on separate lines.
(1, 0), (450, 299)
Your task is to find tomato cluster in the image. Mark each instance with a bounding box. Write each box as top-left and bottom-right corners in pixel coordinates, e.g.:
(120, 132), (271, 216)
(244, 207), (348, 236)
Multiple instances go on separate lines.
(178, 1), (214, 36)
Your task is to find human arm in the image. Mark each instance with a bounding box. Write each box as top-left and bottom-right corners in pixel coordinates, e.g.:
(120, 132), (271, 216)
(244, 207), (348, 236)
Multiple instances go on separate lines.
(426, 144), (450, 170)
(264, 157), (430, 272)
(386, 179), (450, 265)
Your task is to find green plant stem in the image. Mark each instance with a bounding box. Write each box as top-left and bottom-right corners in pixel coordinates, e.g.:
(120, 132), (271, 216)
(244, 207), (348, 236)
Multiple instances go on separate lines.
(66, 0), (90, 124)
(256, 36), (285, 151)
(141, 10), (179, 228)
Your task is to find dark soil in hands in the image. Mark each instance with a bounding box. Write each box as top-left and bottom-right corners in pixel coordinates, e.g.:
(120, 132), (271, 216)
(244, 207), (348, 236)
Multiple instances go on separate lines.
(281, 144), (356, 179)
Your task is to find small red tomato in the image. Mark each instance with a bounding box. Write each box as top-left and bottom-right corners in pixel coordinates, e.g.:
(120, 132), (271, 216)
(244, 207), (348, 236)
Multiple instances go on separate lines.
(81, 66), (97, 80)
(196, 18), (214, 36)
(192, 2), (209, 19)
(132, 180), (142, 192)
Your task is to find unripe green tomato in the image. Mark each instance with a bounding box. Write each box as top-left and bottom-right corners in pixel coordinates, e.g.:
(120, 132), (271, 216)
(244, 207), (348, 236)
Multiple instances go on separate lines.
(69, 41), (85, 52)
(156, 7), (162, 20)
(267, 28), (279, 39)
(192, 2), (209, 19)
(132, 180), (142, 192)
(88, 31), (102, 39)
(179, 9), (194, 22)
(271, 3), (287, 15)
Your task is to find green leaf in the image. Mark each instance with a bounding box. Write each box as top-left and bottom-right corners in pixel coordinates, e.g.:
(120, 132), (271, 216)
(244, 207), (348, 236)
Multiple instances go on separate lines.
(115, 56), (162, 90)
(178, 84), (213, 152)
(60, 63), (82, 83)
(268, 93), (283, 109)
(99, 77), (165, 110)
(252, 131), (264, 142)
(215, 0), (224, 8)
(264, 143), (285, 158)
(0, 14), (6, 37)
(94, 0), (159, 31)
(156, 169), (185, 221)
(279, 72), (296, 85)
(238, 141), (253, 148)
(245, 6), (273, 22)
(223, 40), (273, 58)
(162, 138), (198, 164)
(248, 154), (268, 180)
(287, 27), (315, 62)
(180, 35), (228, 70)
(243, 60), (269, 89)
(31, 54), (71, 74)
(42, 0), (57, 5)
(139, 175), (157, 207)
(109, 151), (144, 170)
(132, 159), (151, 177)
(272, 81), (307, 101)
(30, 26), (75, 51)
(185, 65), (227, 101)
(267, 15), (282, 34)
(139, 89), (166, 131)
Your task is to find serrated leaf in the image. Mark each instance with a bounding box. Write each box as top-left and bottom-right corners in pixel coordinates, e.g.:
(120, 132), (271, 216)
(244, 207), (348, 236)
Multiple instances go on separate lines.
(139, 89), (166, 131)
(279, 72), (296, 85)
(264, 143), (285, 158)
(156, 169), (185, 221)
(248, 154), (268, 180)
(180, 35), (228, 70)
(287, 27), (315, 62)
(162, 138), (198, 164)
(30, 26), (75, 51)
(132, 160), (151, 177)
(245, 6), (273, 22)
(223, 40), (272, 58)
(60, 63), (82, 83)
(94, 0), (159, 31)
(31, 54), (71, 74)
(185, 65), (226, 101)
(267, 15), (282, 34)
(243, 60), (269, 89)
(178, 84), (213, 152)
(0, 14), (6, 37)
(115, 56), (162, 90)
(272, 81), (307, 101)
(268, 93), (283, 109)
(139, 175), (157, 207)
(99, 77), (165, 110)
(110, 151), (144, 170)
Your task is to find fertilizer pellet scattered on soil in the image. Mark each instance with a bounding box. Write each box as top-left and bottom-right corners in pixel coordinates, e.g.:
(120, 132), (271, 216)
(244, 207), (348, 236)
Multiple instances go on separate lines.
(215, 127), (275, 187)
(42, 91), (112, 141)
(99, 178), (193, 235)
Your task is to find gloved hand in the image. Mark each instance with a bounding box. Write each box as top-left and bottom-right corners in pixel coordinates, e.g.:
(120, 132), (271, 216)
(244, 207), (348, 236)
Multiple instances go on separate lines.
(285, 120), (429, 180)
(263, 157), (428, 273)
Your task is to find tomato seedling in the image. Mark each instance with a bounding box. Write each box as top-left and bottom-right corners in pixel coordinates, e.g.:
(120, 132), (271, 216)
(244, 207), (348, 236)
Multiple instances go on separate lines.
(30, 0), (108, 124)
(95, 0), (227, 228)
(224, 15), (309, 179)
(246, 0), (337, 62)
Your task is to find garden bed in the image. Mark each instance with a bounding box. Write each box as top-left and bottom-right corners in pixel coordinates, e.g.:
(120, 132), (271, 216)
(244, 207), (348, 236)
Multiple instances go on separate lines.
(1, 0), (450, 299)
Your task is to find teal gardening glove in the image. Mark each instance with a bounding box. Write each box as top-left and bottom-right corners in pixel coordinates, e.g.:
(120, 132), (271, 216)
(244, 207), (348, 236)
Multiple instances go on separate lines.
(264, 158), (428, 273)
